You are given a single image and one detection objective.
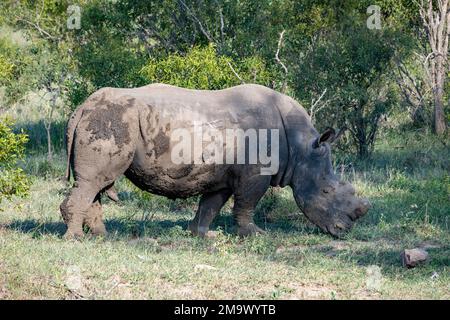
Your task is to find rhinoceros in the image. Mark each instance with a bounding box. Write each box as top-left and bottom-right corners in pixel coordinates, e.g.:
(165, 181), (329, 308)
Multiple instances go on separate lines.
(60, 83), (369, 238)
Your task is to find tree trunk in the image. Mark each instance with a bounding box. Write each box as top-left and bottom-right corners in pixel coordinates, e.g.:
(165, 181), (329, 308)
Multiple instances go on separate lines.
(433, 59), (447, 134)
(433, 88), (447, 134)
(411, 104), (426, 126)
(359, 143), (369, 159)
(358, 130), (369, 159)
(45, 122), (53, 161)
(419, 0), (449, 135)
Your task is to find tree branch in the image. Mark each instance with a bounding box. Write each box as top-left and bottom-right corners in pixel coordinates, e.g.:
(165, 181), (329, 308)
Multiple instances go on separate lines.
(15, 17), (59, 41)
(179, 0), (215, 43)
(275, 30), (288, 93)
(226, 61), (245, 84)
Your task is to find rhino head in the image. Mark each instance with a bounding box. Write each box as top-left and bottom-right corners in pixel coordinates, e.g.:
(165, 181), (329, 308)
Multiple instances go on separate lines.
(290, 128), (370, 237)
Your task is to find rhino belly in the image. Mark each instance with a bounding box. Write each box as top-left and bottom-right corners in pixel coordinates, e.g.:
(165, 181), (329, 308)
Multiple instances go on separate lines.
(124, 156), (230, 199)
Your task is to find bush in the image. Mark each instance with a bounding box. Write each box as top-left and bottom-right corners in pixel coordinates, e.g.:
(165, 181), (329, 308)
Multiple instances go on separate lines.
(140, 44), (272, 90)
(0, 54), (14, 84)
(0, 117), (30, 202)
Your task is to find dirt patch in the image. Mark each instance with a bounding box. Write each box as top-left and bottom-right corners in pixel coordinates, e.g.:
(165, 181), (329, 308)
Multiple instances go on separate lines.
(153, 130), (170, 158)
(86, 99), (134, 148)
(103, 275), (133, 299)
(166, 165), (194, 179)
(276, 240), (352, 256)
(418, 241), (442, 250)
(283, 282), (335, 299)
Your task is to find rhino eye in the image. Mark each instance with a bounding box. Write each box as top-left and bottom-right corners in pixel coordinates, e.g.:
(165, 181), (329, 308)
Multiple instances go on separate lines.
(322, 186), (334, 194)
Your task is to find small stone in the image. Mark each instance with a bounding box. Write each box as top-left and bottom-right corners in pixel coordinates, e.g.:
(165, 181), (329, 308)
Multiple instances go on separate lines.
(401, 248), (429, 268)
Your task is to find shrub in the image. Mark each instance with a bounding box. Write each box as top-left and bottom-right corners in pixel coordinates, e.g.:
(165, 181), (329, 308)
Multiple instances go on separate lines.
(0, 117), (30, 202)
(140, 44), (272, 90)
(0, 54), (14, 84)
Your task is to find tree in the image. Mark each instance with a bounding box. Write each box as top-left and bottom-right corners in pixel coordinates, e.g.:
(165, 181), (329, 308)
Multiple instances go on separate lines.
(394, 56), (431, 126)
(294, 25), (399, 158)
(419, 0), (449, 134)
(1, 0), (77, 159)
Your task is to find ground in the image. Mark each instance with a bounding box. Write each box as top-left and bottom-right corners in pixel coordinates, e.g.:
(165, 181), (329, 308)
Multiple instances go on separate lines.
(0, 119), (449, 299)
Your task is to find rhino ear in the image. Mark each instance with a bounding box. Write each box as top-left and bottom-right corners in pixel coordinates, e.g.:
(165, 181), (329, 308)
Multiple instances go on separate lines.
(313, 128), (335, 148)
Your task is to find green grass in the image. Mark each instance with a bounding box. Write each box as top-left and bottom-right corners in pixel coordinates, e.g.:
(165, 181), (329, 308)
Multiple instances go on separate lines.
(0, 122), (449, 299)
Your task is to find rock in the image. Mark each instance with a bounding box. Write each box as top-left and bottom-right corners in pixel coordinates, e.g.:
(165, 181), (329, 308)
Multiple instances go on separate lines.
(401, 248), (429, 268)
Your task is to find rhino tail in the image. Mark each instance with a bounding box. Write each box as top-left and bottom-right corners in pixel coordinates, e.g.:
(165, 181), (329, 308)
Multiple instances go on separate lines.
(65, 106), (85, 181)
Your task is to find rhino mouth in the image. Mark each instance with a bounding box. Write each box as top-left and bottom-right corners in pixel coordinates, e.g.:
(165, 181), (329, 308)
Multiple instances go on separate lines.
(323, 215), (354, 237)
(301, 198), (370, 237)
(326, 199), (370, 237)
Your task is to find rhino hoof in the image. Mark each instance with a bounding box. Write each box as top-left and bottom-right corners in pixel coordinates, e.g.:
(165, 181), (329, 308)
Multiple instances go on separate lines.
(187, 223), (209, 238)
(238, 223), (265, 237)
(63, 230), (84, 240)
(90, 227), (107, 237)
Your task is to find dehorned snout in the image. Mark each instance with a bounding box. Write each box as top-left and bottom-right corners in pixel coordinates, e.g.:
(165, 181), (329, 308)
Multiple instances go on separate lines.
(354, 198), (370, 218)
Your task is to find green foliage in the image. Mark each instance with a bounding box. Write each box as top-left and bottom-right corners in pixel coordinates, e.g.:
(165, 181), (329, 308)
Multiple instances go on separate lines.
(0, 167), (30, 202)
(0, 33), (29, 103)
(140, 44), (272, 90)
(296, 22), (401, 157)
(0, 0), (447, 155)
(0, 54), (14, 83)
(0, 117), (30, 202)
(0, 118), (27, 166)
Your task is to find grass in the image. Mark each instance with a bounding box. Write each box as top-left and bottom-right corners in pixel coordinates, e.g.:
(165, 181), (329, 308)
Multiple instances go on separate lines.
(0, 119), (449, 299)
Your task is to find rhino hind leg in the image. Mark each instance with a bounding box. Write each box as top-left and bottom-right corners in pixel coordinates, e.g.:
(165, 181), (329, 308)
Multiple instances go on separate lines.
(60, 181), (100, 239)
(84, 194), (106, 236)
(188, 189), (232, 237)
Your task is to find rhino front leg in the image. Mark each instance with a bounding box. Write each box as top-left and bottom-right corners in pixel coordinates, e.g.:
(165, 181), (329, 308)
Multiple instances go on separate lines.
(188, 189), (232, 237)
(233, 176), (270, 237)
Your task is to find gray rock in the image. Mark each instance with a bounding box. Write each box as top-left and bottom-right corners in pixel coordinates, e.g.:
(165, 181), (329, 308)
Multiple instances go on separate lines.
(401, 248), (429, 268)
